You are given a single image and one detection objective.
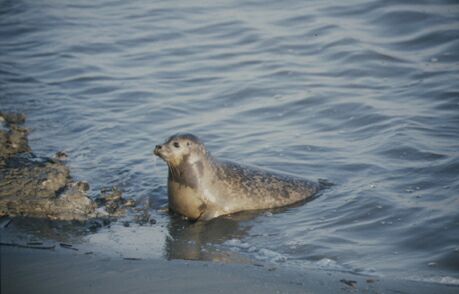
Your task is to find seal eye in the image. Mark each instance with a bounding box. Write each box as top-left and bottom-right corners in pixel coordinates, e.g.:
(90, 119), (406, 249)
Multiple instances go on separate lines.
(173, 142), (180, 148)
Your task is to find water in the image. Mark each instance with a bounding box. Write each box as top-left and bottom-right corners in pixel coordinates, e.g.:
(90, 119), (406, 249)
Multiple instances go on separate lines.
(1, 0), (459, 284)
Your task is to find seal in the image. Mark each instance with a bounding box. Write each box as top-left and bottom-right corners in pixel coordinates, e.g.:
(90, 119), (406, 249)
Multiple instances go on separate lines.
(154, 133), (322, 221)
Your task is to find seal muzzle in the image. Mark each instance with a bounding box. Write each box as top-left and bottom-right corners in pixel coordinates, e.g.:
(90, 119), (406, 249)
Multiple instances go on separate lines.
(153, 145), (162, 156)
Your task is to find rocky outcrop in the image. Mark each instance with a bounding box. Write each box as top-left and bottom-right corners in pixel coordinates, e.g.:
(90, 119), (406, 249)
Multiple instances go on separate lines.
(0, 112), (97, 221)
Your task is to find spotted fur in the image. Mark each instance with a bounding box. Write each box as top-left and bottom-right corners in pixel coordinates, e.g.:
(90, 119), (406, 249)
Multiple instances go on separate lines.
(154, 133), (321, 221)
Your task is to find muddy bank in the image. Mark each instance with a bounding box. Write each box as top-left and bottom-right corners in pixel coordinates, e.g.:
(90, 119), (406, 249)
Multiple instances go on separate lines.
(2, 246), (459, 294)
(0, 112), (97, 220)
(0, 112), (133, 221)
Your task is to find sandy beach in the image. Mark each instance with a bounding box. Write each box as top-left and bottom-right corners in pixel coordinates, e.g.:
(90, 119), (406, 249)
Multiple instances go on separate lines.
(2, 245), (458, 294)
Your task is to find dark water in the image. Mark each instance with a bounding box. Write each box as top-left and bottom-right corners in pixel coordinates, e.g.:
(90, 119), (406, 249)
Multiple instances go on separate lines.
(1, 0), (459, 284)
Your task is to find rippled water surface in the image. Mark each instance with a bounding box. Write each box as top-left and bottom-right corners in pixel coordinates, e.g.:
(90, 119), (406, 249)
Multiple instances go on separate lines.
(1, 0), (459, 283)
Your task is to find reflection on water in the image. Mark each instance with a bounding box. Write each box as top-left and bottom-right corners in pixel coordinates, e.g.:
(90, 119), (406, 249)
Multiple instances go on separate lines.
(166, 214), (252, 262)
(1, 202), (314, 263)
(1, 217), (91, 244)
(1, 213), (254, 262)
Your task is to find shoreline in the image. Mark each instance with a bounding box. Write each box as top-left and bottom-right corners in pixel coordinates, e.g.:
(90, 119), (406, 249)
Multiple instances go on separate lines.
(2, 246), (458, 294)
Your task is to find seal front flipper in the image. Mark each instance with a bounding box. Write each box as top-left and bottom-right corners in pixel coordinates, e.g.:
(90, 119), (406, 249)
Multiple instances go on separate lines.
(197, 205), (222, 221)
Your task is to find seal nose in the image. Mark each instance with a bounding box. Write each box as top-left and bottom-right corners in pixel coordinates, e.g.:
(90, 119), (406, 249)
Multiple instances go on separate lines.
(153, 145), (162, 155)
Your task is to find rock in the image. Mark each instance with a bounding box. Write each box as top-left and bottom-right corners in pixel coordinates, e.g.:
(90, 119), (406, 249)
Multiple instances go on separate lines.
(97, 187), (127, 217)
(0, 112), (31, 160)
(0, 112), (26, 124)
(0, 155), (97, 220)
(101, 188), (123, 203)
(0, 112), (96, 221)
(124, 198), (136, 207)
(340, 279), (357, 288)
(134, 209), (155, 225)
(1, 156), (68, 199)
(75, 181), (90, 192)
(105, 201), (120, 215)
(96, 188), (139, 217)
(54, 151), (68, 161)
(0, 112), (143, 222)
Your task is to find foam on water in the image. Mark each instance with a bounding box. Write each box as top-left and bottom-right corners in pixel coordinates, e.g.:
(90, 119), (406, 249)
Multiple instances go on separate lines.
(410, 276), (459, 286)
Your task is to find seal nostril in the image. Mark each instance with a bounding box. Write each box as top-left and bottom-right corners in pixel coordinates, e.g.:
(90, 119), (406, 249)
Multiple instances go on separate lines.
(156, 145), (162, 149)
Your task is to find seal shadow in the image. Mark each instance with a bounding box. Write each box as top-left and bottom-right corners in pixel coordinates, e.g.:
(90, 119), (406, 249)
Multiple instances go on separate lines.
(165, 212), (253, 263)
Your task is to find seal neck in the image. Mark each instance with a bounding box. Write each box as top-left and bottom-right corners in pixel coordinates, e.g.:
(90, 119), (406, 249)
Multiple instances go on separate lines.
(168, 152), (216, 190)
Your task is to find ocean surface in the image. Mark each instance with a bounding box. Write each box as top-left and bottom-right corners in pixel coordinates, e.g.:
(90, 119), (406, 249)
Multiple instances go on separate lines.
(1, 0), (459, 284)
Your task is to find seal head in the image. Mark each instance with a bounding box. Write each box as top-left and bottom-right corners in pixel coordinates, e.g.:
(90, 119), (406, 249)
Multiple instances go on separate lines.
(154, 133), (208, 188)
(154, 133), (204, 168)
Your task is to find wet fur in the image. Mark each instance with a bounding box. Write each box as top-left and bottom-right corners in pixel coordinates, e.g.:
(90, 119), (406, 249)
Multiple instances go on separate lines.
(155, 134), (320, 221)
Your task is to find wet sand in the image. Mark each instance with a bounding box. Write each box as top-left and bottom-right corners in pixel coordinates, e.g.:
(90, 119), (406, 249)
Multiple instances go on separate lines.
(2, 246), (458, 294)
